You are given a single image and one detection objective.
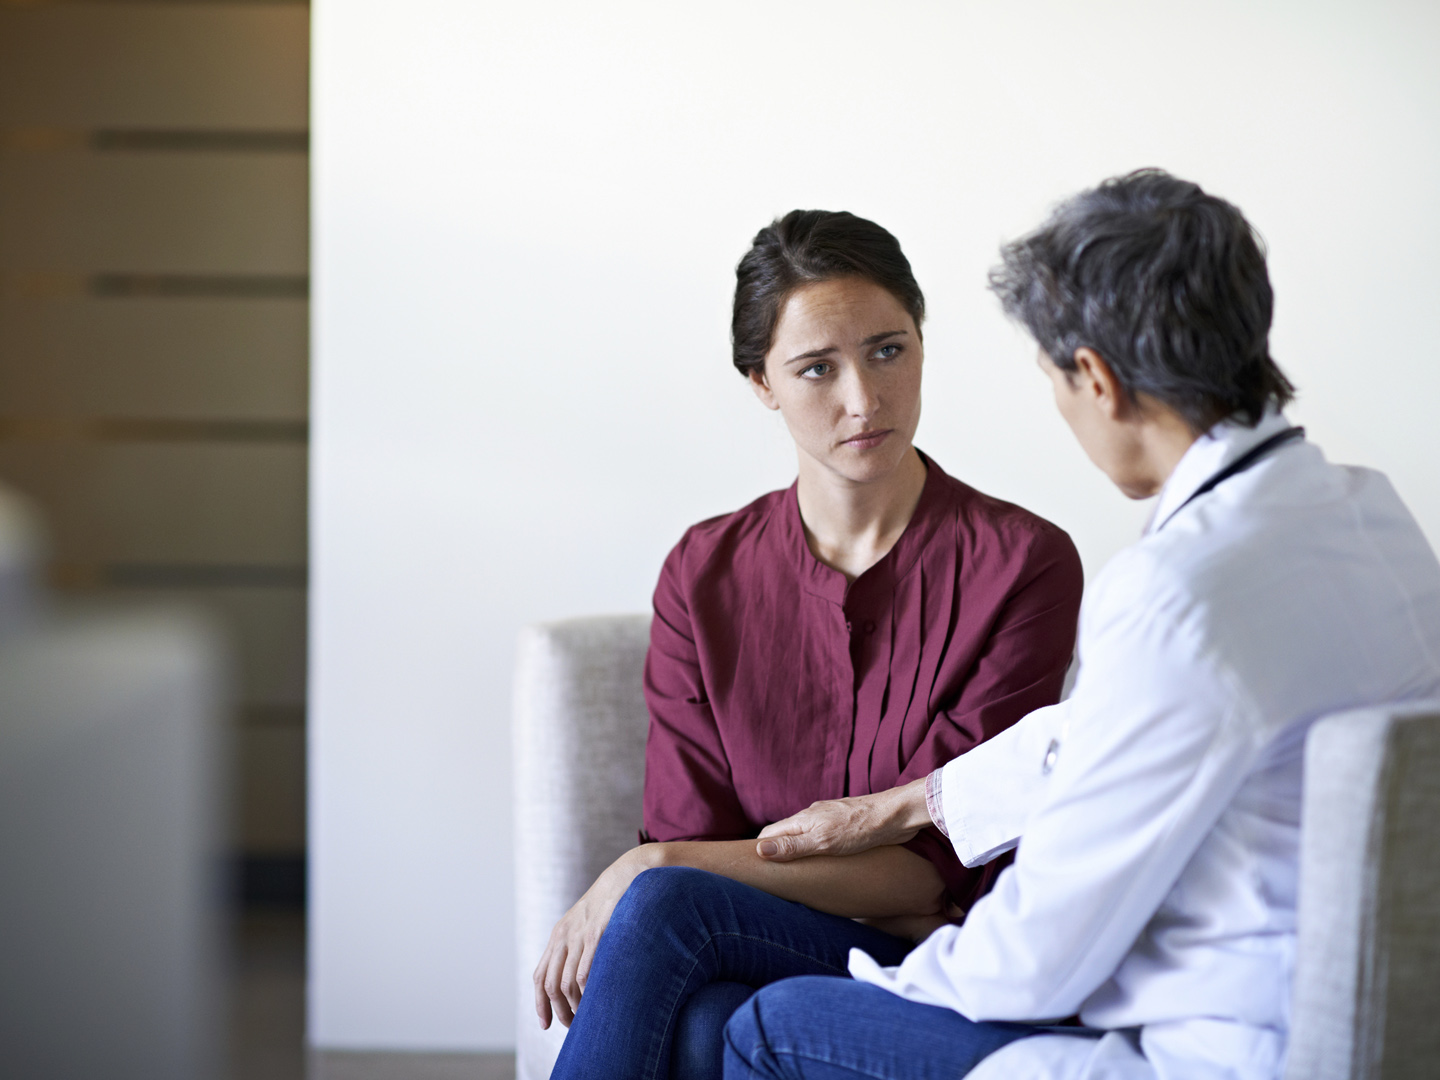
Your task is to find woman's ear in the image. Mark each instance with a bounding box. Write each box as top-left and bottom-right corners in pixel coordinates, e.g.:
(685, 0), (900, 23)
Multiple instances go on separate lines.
(1072, 347), (1129, 420)
(748, 367), (780, 411)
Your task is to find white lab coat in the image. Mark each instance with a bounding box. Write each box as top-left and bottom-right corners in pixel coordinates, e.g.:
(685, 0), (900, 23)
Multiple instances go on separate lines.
(850, 411), (1440, 1080)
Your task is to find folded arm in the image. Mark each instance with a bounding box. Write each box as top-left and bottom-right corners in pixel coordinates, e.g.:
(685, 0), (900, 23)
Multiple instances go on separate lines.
(760, 702), (1069, 865)
(533, 838), (943, 1029)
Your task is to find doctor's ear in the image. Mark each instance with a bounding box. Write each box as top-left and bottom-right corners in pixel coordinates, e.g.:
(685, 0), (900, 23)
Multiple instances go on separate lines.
(748, 367), (780, 411)
(1071, 348), (1130, 420)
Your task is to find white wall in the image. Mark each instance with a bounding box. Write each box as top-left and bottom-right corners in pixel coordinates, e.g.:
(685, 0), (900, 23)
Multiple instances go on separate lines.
(310, 0), (1440, 1049)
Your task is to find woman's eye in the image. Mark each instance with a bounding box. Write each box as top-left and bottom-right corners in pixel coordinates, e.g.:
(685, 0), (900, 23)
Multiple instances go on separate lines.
(800, 362), (831, 379)
(875, 344), (902, 360)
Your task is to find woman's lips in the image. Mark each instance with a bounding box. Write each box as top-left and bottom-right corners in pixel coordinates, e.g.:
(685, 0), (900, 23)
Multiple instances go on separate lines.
(842, 429), (892, 450)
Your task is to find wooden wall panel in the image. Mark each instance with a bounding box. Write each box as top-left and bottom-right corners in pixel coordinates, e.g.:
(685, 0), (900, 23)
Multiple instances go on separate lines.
(0, 6), (309, 128)
(0, 443), (306, 565)
(0, 295), (307, 420)
(2, 1), (312, 864)
(108, 585), (307, 708)
(237, 725), (307, 853)
(0, 149), (308, 273)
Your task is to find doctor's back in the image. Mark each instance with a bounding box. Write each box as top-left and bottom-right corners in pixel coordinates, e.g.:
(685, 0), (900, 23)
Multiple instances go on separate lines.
(1063, 423), (1440, 1075)
(1135, 434), (1440, 735)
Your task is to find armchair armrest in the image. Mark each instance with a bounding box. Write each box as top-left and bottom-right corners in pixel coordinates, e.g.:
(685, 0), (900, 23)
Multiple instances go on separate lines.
(513, 614), (652, 1080)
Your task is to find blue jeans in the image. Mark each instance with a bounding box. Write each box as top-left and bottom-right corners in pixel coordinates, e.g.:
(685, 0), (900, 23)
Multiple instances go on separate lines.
(723, 976), (1054, 1079)
(549, 867), (916, 1080)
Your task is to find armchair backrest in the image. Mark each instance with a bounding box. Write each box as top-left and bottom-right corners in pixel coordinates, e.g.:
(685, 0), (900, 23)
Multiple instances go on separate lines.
(1286, 701), (1440, 1080)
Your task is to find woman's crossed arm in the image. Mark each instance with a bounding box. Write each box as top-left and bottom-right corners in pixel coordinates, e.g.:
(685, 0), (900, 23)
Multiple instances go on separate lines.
(532, 839), (944, 1029)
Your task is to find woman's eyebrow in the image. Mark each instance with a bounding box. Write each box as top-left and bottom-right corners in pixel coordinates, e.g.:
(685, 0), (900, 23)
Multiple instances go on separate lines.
(785, 330), (909, 366)
(785, 346), (838, 365)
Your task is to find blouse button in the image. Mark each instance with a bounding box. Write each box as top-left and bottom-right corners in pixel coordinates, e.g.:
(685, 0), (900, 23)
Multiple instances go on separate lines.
(864, 620), (876, 633)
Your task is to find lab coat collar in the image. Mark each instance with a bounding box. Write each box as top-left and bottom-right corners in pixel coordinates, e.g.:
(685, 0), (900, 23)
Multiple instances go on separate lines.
(1143, 409), (1292, 537)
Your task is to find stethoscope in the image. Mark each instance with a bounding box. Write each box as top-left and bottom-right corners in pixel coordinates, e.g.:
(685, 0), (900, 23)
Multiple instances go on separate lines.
(1040, 426), (1306, 776)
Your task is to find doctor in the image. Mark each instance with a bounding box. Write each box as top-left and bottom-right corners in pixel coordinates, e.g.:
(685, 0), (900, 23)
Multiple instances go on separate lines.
(723, 170), (1440, 1080)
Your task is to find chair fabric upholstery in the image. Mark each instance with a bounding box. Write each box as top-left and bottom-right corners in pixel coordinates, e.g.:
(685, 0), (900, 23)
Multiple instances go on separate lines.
(513, 614), (653, 1080)
(1286, 701), (1440, 1080)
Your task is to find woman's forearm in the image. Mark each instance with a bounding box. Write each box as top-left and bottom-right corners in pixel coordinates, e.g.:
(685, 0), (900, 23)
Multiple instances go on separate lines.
(535, 836), (945, 1028)
(636, 839), (946, 919)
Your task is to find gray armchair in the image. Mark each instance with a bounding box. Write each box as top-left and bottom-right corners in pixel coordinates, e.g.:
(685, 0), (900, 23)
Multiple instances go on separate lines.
(1285, 701), (1440, 1080)
(510, 614), (1440, 1080)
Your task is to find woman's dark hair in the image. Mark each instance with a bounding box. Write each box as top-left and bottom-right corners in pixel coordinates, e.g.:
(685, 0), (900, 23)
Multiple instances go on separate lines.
(732, 210), (925, 377)
(988, 169), (1295, 431)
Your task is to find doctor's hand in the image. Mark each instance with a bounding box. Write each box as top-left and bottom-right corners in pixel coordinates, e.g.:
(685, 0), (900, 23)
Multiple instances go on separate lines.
(756, 777), (933, 862)
(533, 846), (654, 1030)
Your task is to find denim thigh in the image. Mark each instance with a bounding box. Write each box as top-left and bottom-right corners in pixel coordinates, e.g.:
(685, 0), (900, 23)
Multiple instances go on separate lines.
(723, 975), (1047, 1080)
(550, 867), (914, 1080)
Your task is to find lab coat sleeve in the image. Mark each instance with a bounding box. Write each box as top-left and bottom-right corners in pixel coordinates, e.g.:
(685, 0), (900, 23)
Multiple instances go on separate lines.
(852, 546), (1265, 1022)
(939, 702), (1068, 867)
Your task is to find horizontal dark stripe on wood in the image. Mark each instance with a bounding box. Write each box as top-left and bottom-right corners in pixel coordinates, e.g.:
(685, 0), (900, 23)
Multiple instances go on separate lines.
(92, 273), (310, 299)
(94, 129), (309, 152)
(0, 416), (309, 443)
(51, 562), (308, 589)
(0, 272), (309, 299)
(241, 702), (306, 728)
(0, 0), (306, 7)
(232, 854), (306, 911)
(1, 128), (309, 153)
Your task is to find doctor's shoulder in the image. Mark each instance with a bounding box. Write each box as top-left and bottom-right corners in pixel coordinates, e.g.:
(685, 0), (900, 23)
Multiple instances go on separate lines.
(1076, 539), (1214, 649)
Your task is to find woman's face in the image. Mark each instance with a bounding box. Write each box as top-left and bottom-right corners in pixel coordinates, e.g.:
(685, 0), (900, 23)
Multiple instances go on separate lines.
(750, 277), (924, 487)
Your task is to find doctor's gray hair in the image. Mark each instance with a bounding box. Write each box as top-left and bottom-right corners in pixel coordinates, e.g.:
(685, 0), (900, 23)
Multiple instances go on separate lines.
(988, 169), (1295, 432)
(732, 210), (925, 378)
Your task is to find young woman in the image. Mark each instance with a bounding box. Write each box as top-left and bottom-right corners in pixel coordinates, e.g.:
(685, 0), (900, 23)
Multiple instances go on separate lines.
(534, 210), (1084, 1080)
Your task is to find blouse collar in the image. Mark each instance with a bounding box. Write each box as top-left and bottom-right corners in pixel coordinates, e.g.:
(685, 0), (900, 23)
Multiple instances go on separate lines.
(782, 450), (945, 604)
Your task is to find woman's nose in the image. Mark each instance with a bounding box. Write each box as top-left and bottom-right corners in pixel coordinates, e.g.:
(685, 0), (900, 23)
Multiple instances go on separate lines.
(842, 367), (881, 418)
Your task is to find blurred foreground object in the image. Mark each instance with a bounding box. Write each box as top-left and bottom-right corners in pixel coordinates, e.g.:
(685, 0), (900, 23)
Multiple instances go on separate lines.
(0, 482), (229, 1080)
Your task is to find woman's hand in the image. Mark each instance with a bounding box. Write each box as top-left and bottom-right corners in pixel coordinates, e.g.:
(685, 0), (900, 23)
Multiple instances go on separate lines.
(756, 777), (932, 861)
(533, 846), (657, 1029)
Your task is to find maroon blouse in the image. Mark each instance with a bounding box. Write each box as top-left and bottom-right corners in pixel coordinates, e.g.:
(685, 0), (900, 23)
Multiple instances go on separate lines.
(641, 453), (1084, 907)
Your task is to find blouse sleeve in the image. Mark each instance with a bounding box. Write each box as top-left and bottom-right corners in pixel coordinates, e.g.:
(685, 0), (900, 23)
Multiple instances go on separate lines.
(898, 525), (1085, 905)
(641, 533), (753, 843)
